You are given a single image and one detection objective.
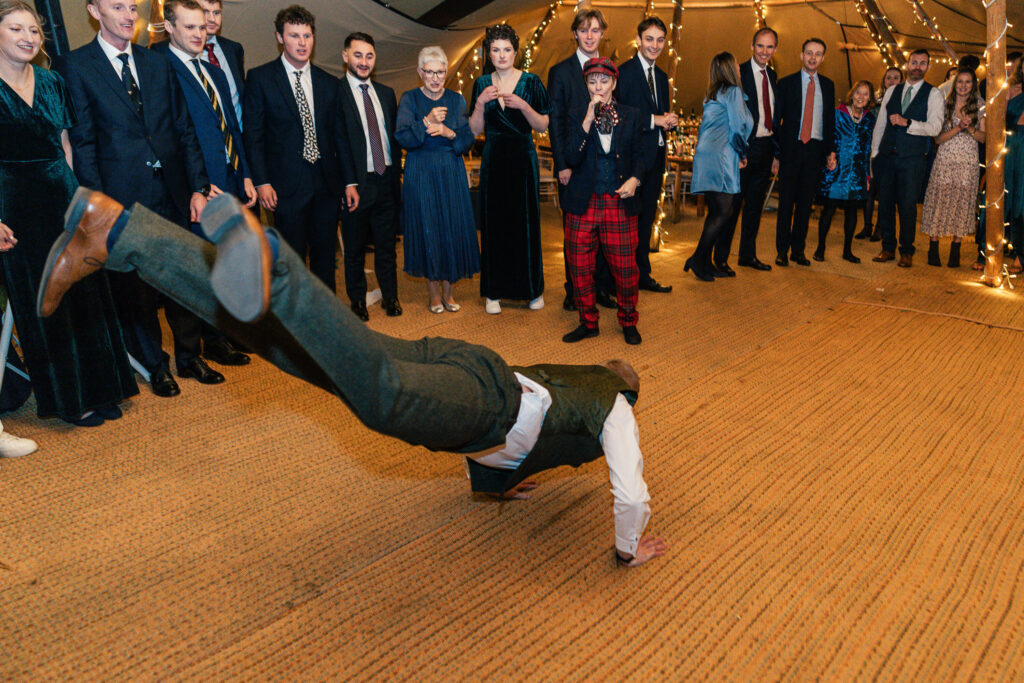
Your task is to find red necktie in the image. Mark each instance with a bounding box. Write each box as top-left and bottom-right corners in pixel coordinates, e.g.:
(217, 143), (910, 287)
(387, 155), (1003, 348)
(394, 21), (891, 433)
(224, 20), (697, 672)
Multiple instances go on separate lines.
(800, 75), (815, 144)
(204, 43), (221, 69)
(761, 69), (773, 132)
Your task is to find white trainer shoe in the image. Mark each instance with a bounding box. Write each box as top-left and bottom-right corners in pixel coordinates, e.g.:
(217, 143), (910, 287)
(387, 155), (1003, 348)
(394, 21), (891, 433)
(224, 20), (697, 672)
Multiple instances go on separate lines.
(528, 295), (545, 310)
(485, 298), (501, 314)
(0, 430), (38, 458)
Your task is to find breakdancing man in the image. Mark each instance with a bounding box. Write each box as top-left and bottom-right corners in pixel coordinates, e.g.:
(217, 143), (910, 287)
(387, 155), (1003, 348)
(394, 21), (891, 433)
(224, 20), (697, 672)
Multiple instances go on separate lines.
(38, 189), (668, 567)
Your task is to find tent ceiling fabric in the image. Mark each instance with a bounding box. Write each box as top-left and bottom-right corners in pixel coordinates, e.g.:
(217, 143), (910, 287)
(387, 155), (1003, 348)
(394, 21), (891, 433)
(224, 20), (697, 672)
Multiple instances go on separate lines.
(57, 0), (1024, 113)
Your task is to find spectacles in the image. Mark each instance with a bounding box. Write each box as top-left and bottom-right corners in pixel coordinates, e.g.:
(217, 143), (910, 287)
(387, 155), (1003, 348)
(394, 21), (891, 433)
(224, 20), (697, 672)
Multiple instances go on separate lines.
(422, 69), (447, 79)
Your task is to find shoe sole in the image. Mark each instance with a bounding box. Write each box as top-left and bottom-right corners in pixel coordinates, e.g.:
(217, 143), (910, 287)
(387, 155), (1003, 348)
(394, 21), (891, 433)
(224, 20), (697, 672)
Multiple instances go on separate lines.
(200, 194), (272, 323)
(36, 188), (95, 317)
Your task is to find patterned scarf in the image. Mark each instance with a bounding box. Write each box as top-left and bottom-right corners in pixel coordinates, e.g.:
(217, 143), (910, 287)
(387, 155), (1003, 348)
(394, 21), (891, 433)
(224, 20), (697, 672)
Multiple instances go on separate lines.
(595, 100), (619, 134)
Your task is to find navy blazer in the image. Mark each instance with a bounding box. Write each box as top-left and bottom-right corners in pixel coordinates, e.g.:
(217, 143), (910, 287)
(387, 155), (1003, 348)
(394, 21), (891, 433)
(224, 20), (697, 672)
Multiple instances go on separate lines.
(773, 70), (836, 160)
(547, 54), (590, 176)
(337, 75), (401, 195)
(214, 35), (245, 100)
(739, 58), (778, 144)
(54, 38), (208, 222)
(243, 59), (356, 205)
(614, 54), (673, 171)
(151, 41), (250, 191)
(562, 102), (646, 216)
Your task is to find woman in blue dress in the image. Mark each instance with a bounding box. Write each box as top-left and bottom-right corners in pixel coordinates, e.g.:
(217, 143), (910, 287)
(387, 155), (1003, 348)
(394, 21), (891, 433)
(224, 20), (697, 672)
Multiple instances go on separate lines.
(687, 52), (752, 281)
(814, 80), (875, 263)
(396, 46), (480, 313)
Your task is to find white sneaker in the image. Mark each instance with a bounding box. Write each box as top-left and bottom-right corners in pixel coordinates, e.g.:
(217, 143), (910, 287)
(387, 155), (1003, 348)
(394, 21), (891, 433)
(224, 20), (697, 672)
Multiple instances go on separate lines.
(528, 295), (545, 310)
(0, 430), (38, 458)
(485, 298), (501, 314)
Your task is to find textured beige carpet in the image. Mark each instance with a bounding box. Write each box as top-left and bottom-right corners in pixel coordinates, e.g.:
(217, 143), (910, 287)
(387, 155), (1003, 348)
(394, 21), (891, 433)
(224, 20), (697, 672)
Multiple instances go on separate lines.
(3, 206), (1024, 679)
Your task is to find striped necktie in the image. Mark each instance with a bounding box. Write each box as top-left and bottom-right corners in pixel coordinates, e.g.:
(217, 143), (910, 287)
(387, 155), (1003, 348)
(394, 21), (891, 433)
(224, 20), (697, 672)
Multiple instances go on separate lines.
(192, 59), (239, 171)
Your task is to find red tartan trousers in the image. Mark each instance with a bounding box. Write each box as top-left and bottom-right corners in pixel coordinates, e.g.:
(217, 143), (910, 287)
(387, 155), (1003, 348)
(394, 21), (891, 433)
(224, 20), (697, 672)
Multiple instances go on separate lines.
(564, 193), (639, 328)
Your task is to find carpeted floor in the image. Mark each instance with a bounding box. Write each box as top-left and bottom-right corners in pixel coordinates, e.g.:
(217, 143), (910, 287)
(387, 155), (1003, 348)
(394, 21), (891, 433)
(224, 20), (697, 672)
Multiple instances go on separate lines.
(2, 205), (1023, 679)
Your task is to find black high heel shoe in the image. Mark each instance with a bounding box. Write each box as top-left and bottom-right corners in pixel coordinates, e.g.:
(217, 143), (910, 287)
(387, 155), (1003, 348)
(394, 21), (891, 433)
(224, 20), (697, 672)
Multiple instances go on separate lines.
(684, 257), (715, 282)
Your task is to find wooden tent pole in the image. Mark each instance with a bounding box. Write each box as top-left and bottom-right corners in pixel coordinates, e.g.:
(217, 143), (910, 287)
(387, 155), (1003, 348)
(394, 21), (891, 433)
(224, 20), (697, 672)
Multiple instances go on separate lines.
(906, 0), (958, 62)
(148, 0), (165, 45)
(982, 0), (1007, 285)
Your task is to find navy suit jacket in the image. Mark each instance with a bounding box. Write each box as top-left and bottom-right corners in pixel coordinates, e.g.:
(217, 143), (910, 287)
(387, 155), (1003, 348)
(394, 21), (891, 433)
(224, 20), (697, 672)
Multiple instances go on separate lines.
(562, 102), (646, 216)
(243, 59), (355, 206)
(151, 41), (250, 192)
(614, 54), (673, 171)
(213, 35), (245, 101)
(337, 75), (401, 197)
(739, 59), (778, 146)
(54, 38), (208, 223)
(773, 70), (836, 161)
(547, 54), (590, 176)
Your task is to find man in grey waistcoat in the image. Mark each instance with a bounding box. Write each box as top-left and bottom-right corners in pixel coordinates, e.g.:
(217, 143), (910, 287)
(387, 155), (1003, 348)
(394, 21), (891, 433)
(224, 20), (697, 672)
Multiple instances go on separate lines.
(38, 189), (667, 567)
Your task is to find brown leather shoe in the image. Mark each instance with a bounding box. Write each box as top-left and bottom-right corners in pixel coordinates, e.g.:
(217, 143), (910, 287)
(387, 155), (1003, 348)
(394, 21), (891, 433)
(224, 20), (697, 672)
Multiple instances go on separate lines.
(37, 187), (124, 317)
(200, 193), (272, 322)
(897, 253), (913, 268)
(872, 250), (895, 263)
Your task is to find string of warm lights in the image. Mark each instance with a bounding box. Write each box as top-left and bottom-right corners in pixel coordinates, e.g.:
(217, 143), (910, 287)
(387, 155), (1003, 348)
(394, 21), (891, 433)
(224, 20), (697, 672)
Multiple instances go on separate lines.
(754, 0), (768, 30)
(650, 0), (684, 247)
(853, 0), (905, 68)
(904, 0), (958, 64)
(980, 0), (1010, 286)
(519, 2), (564, 70)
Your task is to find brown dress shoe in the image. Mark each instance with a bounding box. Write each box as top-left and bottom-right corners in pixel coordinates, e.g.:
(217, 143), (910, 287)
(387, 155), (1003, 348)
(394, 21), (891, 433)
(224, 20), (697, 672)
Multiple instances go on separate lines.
(872, 250), (895, 263)
(37, 187), (124, 317)
(897, 253), (913, 268)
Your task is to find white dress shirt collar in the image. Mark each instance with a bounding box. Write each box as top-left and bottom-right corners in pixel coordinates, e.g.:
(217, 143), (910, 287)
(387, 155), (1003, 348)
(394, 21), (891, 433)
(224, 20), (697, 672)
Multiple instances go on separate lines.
(167, 41), (201, 69)
(96, 32), (132, 61)
(638, 53), (656, 73)
(576, 48), (595, 70)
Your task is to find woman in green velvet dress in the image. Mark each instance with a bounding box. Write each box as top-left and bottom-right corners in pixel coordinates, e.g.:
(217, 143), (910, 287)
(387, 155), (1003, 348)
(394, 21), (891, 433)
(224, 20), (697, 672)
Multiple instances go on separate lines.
(469, 25), (550, 315)
(0, 1), (137, 427)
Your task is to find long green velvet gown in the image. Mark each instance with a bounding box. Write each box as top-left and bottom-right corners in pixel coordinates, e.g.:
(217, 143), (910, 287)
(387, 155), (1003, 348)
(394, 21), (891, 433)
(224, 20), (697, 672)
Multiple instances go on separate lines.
(471, 72), (550, 301)
(0, 67), (137, 419)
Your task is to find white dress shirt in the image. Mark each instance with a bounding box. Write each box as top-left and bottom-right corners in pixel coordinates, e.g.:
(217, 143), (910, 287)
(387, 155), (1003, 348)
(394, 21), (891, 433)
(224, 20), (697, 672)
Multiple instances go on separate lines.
(798, 70), (824, 141)
(96, 32), (139, 86)
(281, 54), (315, 124)
(203, 36), (243, 127)
(168, 43), (232, 164)
(471, 373), (652, 557)
(575, 48), (593, 70)
(750, 58), (775, 138)
(870, 81), (945, 158)
(345, 71), (393, 172)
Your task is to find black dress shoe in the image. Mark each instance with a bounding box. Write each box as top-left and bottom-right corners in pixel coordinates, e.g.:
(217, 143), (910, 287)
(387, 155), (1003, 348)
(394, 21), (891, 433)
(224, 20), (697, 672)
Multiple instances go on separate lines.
(596, 291), (617, 309)
(622, 326), (642, 345)
(383, 298), (403, 316)
(869, 232), (881, 242)
(775, 255), (789, 267)
(562, 324), (599, 343)
(350, 300), (369, 321)
(150, 369), (181, 397)
(178, 358), (226, 385)
(203, 339), (251, 366)
(813, 251), (825, 262)
(737, 257), (772, 271)
(64, 412), (105, 427)
(712, 263), (736, 277)
(854, 228), (872, 240)
(562, 295), (577, 311)
(791, 254), (811, 266)
(639, 278), (673, 293)
(94, 404), (123, 420)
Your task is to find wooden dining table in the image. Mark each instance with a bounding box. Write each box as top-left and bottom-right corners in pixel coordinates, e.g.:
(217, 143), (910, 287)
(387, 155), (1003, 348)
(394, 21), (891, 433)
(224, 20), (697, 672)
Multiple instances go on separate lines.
(665, 154), (705, 221)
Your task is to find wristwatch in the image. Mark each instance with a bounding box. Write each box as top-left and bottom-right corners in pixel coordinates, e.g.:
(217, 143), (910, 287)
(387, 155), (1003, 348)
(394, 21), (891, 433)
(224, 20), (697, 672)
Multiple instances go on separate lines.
(198, 184), (212, 198)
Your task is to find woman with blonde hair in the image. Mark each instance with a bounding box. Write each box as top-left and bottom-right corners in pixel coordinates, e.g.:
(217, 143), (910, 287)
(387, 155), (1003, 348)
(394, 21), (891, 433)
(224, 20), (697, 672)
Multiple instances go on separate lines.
(395, 46), (479, 312)
(686, 51), (752, 281)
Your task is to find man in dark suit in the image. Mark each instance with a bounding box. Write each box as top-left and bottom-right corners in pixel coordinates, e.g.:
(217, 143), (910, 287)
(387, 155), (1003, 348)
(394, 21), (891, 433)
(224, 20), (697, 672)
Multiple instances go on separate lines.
(337, 32), (402, 321)
(153, 0), (254, 367)
(243, 5), (359, 296)
(197, 0), (244, 129)
(716, 27), (780, 273)
(547, 8), (615, 311)
(614, 16), (677, 293)
(772, 38), (837, 266)
(55, 0), (223, 397)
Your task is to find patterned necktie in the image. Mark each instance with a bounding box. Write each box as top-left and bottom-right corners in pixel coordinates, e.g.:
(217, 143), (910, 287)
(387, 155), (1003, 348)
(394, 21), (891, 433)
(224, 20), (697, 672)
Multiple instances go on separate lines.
(192, 60), (238, 171)
(647, 66), (657, 108)
(799, 75), (815, 144)
(293, 69), (319, 163)
(204, 42), (221, 69)
(117, 53), (143, 114)
(901, 84), (914, 114)
(761, 69), (773, 132)
(359, 83), (386, 175)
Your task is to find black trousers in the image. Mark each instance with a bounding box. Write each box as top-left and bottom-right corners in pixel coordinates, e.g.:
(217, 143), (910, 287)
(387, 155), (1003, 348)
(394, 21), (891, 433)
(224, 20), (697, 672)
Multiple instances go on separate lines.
(340, 167), (398, 304)
(717, 136), (774, 263)
(635, 146), (666, 281)
(816, 198), (861, 256)
(874, 152), (928, 256)
(776, 139), (825, 259)
(274, 160), (341, 292)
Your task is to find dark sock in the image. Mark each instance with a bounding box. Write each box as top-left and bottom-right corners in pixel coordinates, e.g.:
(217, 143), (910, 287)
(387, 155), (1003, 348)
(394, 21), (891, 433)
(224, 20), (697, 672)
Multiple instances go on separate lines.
(106, 209), (131, 252)
(264, 230), (280, 262)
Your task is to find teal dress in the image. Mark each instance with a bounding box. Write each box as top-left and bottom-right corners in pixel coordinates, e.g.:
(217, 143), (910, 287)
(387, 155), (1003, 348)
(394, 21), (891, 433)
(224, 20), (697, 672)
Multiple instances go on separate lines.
(1005, 94), (1024, 252)
(470, 72), (550, 301)
(0, 67), (137, 419)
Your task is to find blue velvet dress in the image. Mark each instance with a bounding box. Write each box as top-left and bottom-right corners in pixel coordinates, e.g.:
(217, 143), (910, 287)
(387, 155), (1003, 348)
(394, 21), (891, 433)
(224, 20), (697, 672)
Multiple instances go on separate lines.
(395, 88), (480, 283)
(691, 85), (752, 195)
(0, 67), (137, 419)
(820, 105), (875, 202)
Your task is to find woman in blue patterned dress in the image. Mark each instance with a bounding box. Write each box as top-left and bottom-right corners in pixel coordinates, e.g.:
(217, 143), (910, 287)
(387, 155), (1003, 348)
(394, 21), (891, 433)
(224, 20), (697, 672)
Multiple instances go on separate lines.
(814, 81), (875, 263)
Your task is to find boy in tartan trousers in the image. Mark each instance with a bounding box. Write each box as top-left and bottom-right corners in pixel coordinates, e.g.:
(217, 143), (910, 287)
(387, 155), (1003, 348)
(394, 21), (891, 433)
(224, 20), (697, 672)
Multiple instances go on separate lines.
(560, 58), (646, 346)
